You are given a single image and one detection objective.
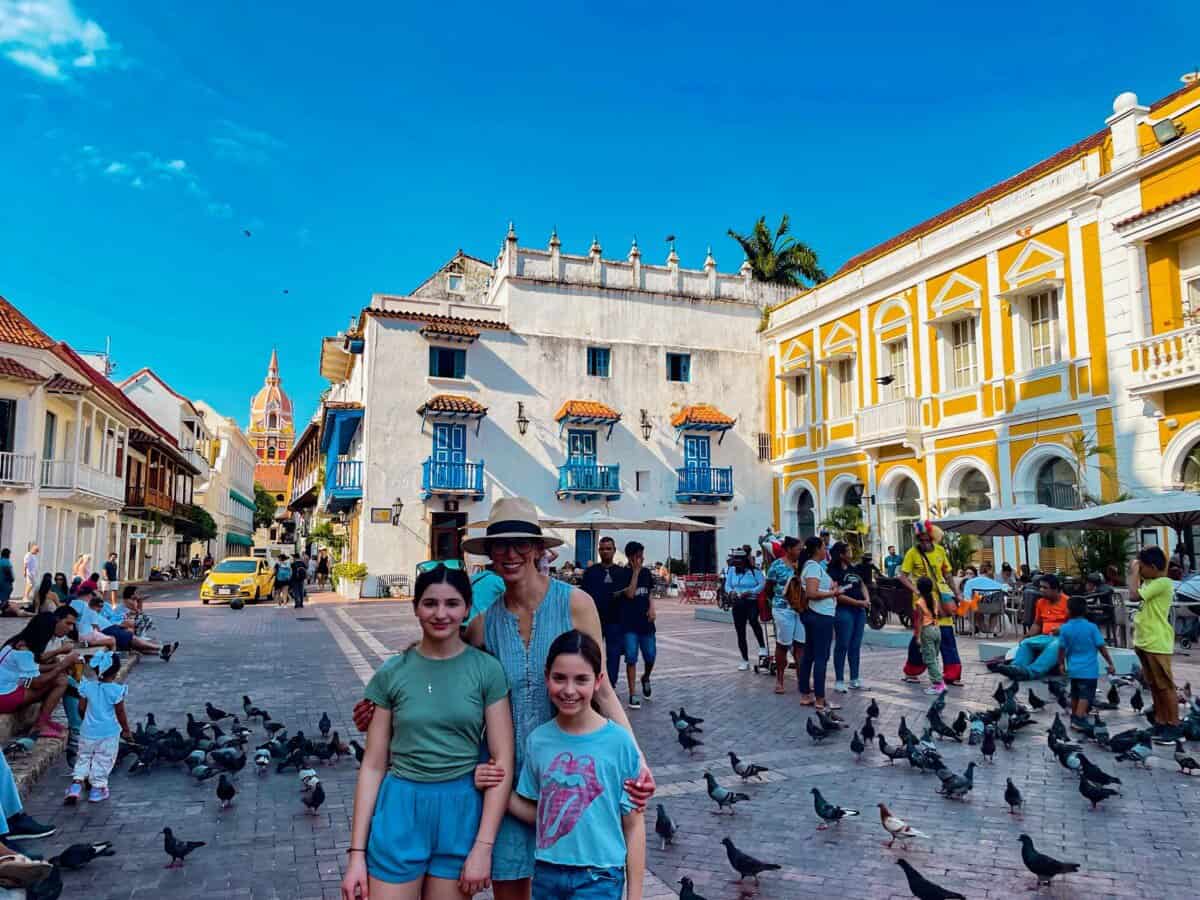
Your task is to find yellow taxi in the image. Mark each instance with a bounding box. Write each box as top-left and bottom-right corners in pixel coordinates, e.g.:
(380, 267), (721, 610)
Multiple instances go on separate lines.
(200, 556), (276, 605)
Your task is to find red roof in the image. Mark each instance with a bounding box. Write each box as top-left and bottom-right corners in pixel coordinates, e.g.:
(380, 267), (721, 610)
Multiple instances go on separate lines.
(254, 465), (289, 493)
(554, 400), (621, 422)
(366, 309), (509, 331)
(420, 321), (480, 339)
(416, 394), (488, 416)
(44, 373), (90, 393)
(671, 404), (735, 428)
(0, 357), (44, 381)
(1114, 186), (1200, 229)
(0, 296), (55, 350)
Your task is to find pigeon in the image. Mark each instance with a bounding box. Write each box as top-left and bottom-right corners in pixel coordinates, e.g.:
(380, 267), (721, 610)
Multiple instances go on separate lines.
(1077, 754), (1121, 788)
(190, 764), (218, 781)
(128, 744), (158, 775)
(850, 730), (865, 760)
(242, 695), (256, 717)
(703, 772), (749, 814)
(729, 752), (768, 781)
(1004, 778), (1023, 815)
(1104, 682), (1120, 708)
(898, 716), (914, 745)
(878, 803), (929, 847)
(678, 708), (704, 728)
(1115, 738), (1153, 769)
(230, 718), (252, 740)
(1078, 775), (1119, 810)
(1091, 715), (1110, 746)
(264, 721), (286, 736)
(895, 858), (966, 900)
(678, 730), (704, 756)
(1108, 727), (1152, 755)
(654, 804), (678, 850)
(277, 748), (306, 773)
(1130, 688), (1143, 713)
(25, 864), (62, 900)
(721, 837), (780, 884)
(811, 787), (859, 828)
(185, 714), (209, 741)
(1175, 742), (1199, 775)
(299, 767), (320, 790)
(311, 740), (336, 766)
(50, 841), (115, 870)
(1018, 834), (1079, 887)
(866, 697), (880, 719)
(206, 702), (231, 722)
(243, 229), (252, 237)
(861, 718), (876, 742)
(318, 711), (331, 738)
(816, 708), (847, 731)
(302, 780), (326, 815)
(992, 681), (1009, 705)
(1027, 689), (1046, 711)
(936, 763), (976, 800)
(161, 828), (205, 868)
(217, 774), (237, 809)
(951, 711), (968, 738)
(670, 711), (701, 735)
(878, 734), (906, 764)
(968, 718), (985, 746)
(254, 749), (270, 774)
(981, 726), (996, 763)
(349, 740), (365, 765)
(1054, 746), (1082, 773)
(212, 748), (247, 773)
(926, 689), (947, 718)
(678, 876), (707, 900)
(927, 713), (962, 742)
(806, 717), (829, 743)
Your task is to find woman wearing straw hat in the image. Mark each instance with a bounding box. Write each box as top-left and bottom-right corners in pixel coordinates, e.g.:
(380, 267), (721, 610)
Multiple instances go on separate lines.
(353, 497), (655, 900)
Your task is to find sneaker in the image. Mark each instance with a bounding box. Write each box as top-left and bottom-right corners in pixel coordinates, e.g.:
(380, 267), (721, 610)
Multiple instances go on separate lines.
(0, 853), (52, 887)
(63, 783), (83, 807)
(834, 681), (847, 693)
(86, 787), (108, 804)
(1152, 725), (1184, 745)
(848, 679), (864, 690)
(737, 661), (750, 671)
(641, 675), (652, 699)
(4, 814), (56, 840)
(628, 695), (642, 709)
(925, 683), (947, 695)
(34, 721), (65, 739)
(160, 641), (179, 662)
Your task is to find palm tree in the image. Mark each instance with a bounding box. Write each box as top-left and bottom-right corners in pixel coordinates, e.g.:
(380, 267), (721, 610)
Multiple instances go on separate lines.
(1066, 433), (1117, 505)
(727, 215), (826, 287)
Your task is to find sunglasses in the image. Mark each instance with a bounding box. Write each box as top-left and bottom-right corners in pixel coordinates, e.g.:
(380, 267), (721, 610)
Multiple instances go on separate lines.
(488, 539), (536, 556)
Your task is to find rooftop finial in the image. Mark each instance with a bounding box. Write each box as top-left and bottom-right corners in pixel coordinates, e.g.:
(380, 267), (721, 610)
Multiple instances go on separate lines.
(590, 234), (602, 255)
(629, 235), (640, 258)
(704, 245), (716, 269)
(507, 220), (517, 240)
(549, 226), (560, 248)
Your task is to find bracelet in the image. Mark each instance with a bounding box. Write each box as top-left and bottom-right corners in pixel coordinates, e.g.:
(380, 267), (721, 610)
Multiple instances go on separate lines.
(346, 848), (367, 854)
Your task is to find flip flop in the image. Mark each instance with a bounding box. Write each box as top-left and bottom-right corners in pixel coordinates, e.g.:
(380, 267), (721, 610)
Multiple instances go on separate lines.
(774, 685), (787, 695)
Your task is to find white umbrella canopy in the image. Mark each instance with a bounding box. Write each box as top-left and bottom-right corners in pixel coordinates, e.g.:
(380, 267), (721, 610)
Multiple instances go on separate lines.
(933, 504), (1059, 567)
(550, 510), (656, 531)
(1028, 492), (1200, 545)
(642, 515), (719, 533)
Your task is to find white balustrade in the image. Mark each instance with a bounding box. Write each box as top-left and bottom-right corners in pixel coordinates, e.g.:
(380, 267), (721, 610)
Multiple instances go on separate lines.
(0, 452), (35, 485)
(854, 396), (921, 443)
(1129, 323), (1200, 388)
(39, 458), (124, 502)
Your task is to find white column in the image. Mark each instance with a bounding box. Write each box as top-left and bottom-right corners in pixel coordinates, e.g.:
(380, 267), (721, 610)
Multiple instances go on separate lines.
(1127, 243), (1148, 342)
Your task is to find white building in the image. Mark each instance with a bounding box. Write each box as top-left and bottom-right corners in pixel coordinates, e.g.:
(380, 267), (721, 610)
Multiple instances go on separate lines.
(316, 232), (789, 593)
(193, 400), (257, 560)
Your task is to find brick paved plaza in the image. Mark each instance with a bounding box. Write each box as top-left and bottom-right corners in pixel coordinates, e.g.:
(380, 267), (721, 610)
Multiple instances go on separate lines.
(14, 585), (1200, 900)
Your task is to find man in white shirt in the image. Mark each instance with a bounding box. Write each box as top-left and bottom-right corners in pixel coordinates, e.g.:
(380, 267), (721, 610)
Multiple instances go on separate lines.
(21, 544), (38, 606)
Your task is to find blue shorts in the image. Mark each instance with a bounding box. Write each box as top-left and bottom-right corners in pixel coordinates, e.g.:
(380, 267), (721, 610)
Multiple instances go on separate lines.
(774, 607), (805, 645)
(1070, 678), (1098, 706)
(533, 862), (625, 899)
(101, 625), (133, 651)
(366, 772), (480, 884)
(623, 632), (656, 665)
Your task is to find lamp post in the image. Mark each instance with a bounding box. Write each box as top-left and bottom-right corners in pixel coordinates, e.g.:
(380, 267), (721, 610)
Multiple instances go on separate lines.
(391, 497), (404, 526)
(639, 409), (652, 441)
(516, 402), (530, 436)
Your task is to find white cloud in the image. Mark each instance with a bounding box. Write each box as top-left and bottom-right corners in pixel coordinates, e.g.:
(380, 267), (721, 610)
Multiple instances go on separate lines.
(206, 201), (232, 219)
(103, 160), (126, 175)
(0, 0), (115, 80)
(76, 143), (237, 220)
(164, 158), (186, 171)
(209, 119), (285, 166)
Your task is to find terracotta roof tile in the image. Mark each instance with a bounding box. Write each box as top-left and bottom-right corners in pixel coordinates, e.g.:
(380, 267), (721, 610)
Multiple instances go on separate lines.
(254, 466), (289, 493)
(366, 309), (509, 331)
(0, 296), (55, 350)
(0, 357), (45, 382)
(44, 373), (90, 393)
(416, 394), (488, 416)
(670, 404), (735, 428)
(554, 400), (621, 422)
(420, 321), (480, 339)
(1114, 186), (1200, 229)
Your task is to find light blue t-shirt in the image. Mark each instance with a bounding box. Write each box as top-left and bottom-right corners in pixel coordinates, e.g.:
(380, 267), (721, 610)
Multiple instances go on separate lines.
(70, 598), (87, 618)
(724, 568), (764, 596)
(101, 604), (131, 626)
(517, 719), (639, 869)
(802, 559), (836, 616)
(467, 571), (506, 625)
(1057, 617), (1105, 679)
(767, 559), (795, 611)
(79, 679), (127, 740)
(961, 576), (1007, 597)
(77, 605), (108, 636)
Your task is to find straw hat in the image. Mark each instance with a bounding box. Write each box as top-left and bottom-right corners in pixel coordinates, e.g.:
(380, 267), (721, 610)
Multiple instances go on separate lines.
(460, 497), (563, 555)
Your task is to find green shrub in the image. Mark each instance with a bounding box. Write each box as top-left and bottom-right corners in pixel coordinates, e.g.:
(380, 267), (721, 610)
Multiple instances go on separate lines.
(332, 562), (368, 581)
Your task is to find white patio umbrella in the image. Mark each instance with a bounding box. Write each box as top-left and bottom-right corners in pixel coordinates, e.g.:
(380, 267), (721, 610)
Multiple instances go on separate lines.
(933, 504), (1059, 568)
(1027, 492), (1200, 550)
(642, 516), (720, 571)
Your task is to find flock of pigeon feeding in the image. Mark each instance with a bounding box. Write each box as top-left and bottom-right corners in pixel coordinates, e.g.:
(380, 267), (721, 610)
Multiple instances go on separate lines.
(22, 694), (362, 897)
(661, 677), (1200, 900)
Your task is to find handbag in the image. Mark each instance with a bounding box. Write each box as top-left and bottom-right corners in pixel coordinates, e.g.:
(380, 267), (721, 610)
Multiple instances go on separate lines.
(786, 575), (809, 613)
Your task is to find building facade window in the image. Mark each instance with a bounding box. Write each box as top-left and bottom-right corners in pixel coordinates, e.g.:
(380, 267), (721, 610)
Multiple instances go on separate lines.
(0, 399), (15, 453)
(43, 411), (56, 459)
(1027, 289), (1060, 369)
(828, 358), (854, 419)
(446, 273), (465, 294)
(666, 352), (691, 383)
(884, 339), (909, 399)
(587, 347), (611, 378)
(792, 373), (809, 428)
(428, 346), (467, 379)
(1181, 237), (1200, 319)
(949, 318), (978, 390)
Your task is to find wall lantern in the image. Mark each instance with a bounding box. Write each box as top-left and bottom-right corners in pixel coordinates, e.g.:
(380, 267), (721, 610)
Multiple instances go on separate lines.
(391, 497), (404, 525)
(1152, 119), (1182, 146)
(516, 402), (530, 436)
(639, 409), (652, 441)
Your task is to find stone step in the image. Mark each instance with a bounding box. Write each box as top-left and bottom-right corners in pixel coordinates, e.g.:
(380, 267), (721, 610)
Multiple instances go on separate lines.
(976, 639), (1140, 674)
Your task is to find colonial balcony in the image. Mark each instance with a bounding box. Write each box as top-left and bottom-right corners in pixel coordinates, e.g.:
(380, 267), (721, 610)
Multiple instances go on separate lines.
(124, 484), (176, 515)
(675, 466), (734, 503)
(421, 458), (485, 501)
(40, 458), (124, 507)
(0, 452), (36, 487)
(1127, 323), (1200, 396)
(854, 396), (922, 450)
(288, 466), (319, 509)
(557, 463), (621, 502)
(325, 458), (363, 512)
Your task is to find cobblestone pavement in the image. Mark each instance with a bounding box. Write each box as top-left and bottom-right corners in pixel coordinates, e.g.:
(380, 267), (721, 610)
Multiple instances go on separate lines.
(15, 587), (1200, 900)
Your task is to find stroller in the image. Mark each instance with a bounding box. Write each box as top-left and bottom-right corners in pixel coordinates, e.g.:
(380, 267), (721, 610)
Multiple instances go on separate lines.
(754, 588), (777, 676)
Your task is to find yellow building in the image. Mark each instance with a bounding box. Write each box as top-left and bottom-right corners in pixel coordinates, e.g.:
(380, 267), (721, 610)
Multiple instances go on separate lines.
(764, 76), (1200, 569)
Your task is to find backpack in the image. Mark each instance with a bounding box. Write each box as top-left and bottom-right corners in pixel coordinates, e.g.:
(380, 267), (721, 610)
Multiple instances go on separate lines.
(277, 564), (292, 582)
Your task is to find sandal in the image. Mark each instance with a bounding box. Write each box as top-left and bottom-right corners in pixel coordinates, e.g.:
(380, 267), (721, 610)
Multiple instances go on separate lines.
(774, 684), (787, 695)
(815, 701), (842, 711)
(798, 694), (815, 706)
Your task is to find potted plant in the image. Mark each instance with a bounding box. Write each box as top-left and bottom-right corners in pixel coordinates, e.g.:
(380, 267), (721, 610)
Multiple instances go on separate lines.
(332, 562), (368, 599)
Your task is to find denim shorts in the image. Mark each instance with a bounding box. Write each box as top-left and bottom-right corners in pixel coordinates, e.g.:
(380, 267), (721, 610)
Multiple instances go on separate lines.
(1069, 678), (1098, 705)
(622, 632), (656, 665)
(774, 607), (805, 645)
(366, 772), (480, 884)
(532, 862), (625, 899)
(102, 625), (133, 651)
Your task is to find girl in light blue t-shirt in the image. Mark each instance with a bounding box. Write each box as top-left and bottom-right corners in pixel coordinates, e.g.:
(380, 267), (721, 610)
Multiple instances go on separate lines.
(509, 630), (644, 900)
(65, 650), (129, 805)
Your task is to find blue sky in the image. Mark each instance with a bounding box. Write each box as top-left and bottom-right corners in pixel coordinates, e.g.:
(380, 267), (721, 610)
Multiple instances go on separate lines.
(2, 0), (1194, 427)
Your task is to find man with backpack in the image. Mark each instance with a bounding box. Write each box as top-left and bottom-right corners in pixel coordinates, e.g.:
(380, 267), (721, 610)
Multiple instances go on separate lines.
(289, 557), (307, 609)
(273, 555), (293, 606)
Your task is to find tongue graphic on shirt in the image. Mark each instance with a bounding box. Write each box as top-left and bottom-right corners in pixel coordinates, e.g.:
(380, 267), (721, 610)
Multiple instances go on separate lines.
(537, 752), (603, 849)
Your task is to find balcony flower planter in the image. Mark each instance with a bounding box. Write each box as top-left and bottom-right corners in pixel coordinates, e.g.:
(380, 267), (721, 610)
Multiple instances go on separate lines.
(332, 562), (368, 600)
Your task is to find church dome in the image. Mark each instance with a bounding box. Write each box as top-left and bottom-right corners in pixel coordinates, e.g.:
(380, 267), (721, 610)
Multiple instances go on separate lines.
(250, 349), (294, 433)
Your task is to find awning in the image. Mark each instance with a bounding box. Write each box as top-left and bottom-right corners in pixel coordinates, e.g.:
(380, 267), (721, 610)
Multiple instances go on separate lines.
(417, 394), (488, 433)
(554, 400), (621, 438)
(670, 404), (735, 443)
(229, 489), (256, 511)
(226, 531), (253, 547)
(419, 322), (479, 344)
(0, 357), (46, 382)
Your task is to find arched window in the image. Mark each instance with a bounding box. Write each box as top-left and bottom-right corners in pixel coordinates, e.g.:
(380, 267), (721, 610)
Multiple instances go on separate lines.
(1183, 443), (1200, 488)
(267, 445), (276, 460)
(268, 413), (278, 430)
(1035, 458), (1078, 509)
(958, 469), (991, 512)
(895, 477), (921, 555)
(796, 490), (815, 539)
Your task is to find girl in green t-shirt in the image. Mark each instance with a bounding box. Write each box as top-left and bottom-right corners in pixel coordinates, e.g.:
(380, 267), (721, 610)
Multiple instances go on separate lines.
(342, 565), (515, 900)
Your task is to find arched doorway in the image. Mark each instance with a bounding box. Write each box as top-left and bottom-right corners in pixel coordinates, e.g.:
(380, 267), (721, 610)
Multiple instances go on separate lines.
(1180, 441), (1200, 568)
(895, 477), (922, 555)
(1035, 457), (1078, 569)
(796, 490), (815, 540)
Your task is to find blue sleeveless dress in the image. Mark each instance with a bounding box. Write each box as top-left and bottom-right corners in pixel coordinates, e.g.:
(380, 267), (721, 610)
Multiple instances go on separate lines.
(483, 577), (573, 881)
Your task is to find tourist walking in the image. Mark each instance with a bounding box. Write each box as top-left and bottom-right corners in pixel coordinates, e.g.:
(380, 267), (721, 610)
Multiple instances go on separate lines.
(616, 541), (656, 709)
(797, 536), (842, 710)
(828, 542), (869, 692)
(289, 558), (307, 609)
(766, 537), (803, 695)
(580, 537), (624, 688)
(897, 523), (964, 686)
(100, 553), (119, 606)
(273, 555), (292, 605)
(724, 550), (766, 670)
(316, 550), (330, 590)
(21, 545), (38, 608)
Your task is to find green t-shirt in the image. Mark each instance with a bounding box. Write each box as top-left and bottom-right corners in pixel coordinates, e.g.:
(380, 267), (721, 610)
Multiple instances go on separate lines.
(364, 645), (509, 782)
(1133, 577), (1175, 654)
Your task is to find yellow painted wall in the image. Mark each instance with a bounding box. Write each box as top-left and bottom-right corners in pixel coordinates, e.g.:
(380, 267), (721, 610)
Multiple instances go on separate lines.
(1141, 146), (1200, 210)
(1145, 240), (1184, 333)
(829, 422), (854, 442)
(1018, 372), (1065, 401)
(1159, 385), (1200, 452)
(943, 393), (978, 417)
(999, 223), (1077, 360)
(1095, 406), (1118, 502)
(765, 354), (776, 445)
(933, 444), (999, 489)
(1009, 414), (1081, 438)
(933, 429), (997, 450)
(1081, 222), (1109, 396)
(1137, 85), (1200, 156)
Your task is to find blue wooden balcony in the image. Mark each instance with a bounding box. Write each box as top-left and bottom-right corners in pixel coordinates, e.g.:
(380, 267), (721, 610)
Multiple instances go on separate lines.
(675, 466), (734, 503)
(557, 463), (621, 502)
(325, 458), (363, 512)
(421, 458), (485, 500)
